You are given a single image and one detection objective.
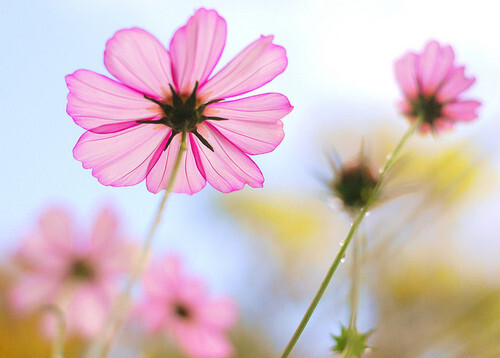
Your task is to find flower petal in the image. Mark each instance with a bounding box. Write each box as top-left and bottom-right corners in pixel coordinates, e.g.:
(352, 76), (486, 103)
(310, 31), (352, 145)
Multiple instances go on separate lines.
(199, 35), (287, 101)
(142, 254), (183, 298)
(204, 93), (291, 155)
(419, 42), (455, 95)
(104, 28), (174, 98)
(436, 66), (476, 103)
(66, 286), (109, 338)
(200, 297), (238, 330)
(73, 124), (170, 187)
(9, 274), (61, 313)
(442, 100), (481, 122)
(146, 133), (207, 195)
(175, 324), (234, 358)
(394, 52), (419, 99)
(192, 124), (264, 193)
(66, 69), (160, 131)
(170, 8), (227, 95)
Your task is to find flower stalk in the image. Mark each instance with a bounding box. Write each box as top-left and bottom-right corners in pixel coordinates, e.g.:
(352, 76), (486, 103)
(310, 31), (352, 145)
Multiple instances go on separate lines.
(86, 132), (187, 358)
(280, 118), (421, 358)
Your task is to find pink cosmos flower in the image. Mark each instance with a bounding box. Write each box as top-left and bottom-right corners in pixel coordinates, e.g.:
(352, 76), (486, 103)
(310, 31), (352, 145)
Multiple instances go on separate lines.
(9, 207), (136, 339)
(394, 40), (481, 133)
(66, 8), (292, 195)
(136, 254), (238, 358)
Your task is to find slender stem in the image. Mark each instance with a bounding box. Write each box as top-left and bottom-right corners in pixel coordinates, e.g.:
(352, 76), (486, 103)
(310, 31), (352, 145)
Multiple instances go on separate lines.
(40, 304), (66, 358)
(348, 230), (361, 330)
(280, 119), (421, 358)
(86, 132), (188, 358)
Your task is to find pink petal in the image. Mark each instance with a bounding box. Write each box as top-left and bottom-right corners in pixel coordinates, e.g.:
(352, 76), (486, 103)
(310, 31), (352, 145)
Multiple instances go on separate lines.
(104, 28), (174, 99)
(175, 325), (234, 358)
(146, 133), (207, 195)
(417, 41), (455, 95)
(432, 118), (455, 132)
(200, 297), (238, 330)
(142, 254), (183, 298)
(9, 274), (61, 313)
(73, 124), (170, 187)
(199, 35), (287, 101)
(397, 99), (412, 114)
(135, 299), (169, 333)
(38, 208), (74, 254)
(66, 69), (161, 131)
(17, 232), (70, 270)
(170, 8), (227, 95)
(89, 208), (135, 272)
(90, 207), (118, 251)
(442, 100), (481, 122)
(66, 285), (109, 338)
(192, 124), (264, 193)
(204, 93), (292, 155)
(436, 66), (476, 103)
(394, 53), (419, 99)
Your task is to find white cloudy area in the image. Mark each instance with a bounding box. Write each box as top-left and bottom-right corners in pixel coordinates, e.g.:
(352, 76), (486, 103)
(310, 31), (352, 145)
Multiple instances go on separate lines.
(1, 0), (499, 355)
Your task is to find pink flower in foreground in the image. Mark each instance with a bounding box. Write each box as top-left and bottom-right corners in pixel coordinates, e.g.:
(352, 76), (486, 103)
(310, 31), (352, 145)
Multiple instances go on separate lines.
(394, 40), (480, 133)
(9, 207), (135, 338)
(66, 8), (292, 195)
(136, 254), (238, 358)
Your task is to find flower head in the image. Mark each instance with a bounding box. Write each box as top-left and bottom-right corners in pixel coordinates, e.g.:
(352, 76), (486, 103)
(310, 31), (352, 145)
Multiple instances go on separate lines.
(394, 40), (480, 133)
(66, 8), (292, 194)
(327, 151), (379, 214)
(9, 207), (135, 338)
(136, 254), (237, 358)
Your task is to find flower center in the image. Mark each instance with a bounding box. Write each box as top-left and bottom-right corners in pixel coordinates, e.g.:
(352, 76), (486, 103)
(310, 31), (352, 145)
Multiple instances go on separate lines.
(70, 259), (95, 281)
(410, 94), (443, 125)
(331, 164), (378, 210)
(173, 302), (191, 320)
(138, 82), (227, 152)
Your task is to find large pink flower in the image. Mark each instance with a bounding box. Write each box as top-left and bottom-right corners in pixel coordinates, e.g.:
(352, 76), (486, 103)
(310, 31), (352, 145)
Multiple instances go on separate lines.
(394, 40), (481, 133)
(66, 8), (292, 194)
(136, 254), (238, 358)
(9, 207), (136, 339)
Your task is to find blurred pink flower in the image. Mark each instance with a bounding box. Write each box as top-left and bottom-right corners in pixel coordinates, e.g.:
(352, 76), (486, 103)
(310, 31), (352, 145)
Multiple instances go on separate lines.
(136, 254), (238, 358)
(9, 207), (135, 339)
(66, 8), (292, 195)
(394, 40), (481, 133)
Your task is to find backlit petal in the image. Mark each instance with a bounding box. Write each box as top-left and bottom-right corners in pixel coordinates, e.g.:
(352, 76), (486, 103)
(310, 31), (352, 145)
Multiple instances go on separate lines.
(66, 69), (160, 131)
(170, 8), (227, 95)
(199, 35), (287, 101)
(104, 28), (174, 98)
(192, 124), (264, 193)
(394, 53), (419, 99)
(205, 93), (292, 154)
(442, 100), (481, 122)
(146, 133), (207, 195)
(73, 124), (170, 187)
(436, 66), (476, 103)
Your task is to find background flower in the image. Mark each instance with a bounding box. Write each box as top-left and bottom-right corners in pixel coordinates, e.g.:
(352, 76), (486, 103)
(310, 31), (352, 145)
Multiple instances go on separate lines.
(9, 206), (136, 339)
(135, 254), (238, 358)
(394, 40), (481, 133)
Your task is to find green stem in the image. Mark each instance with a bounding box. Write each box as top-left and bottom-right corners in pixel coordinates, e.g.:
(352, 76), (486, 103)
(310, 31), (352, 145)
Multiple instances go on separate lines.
(86, 132), (188, 358)
(280, 119), (421, 358)
(42, 304), (66, 358)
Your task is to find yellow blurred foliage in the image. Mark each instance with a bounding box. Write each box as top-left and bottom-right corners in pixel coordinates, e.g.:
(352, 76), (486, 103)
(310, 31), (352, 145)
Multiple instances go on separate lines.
(0, 267), (84, 358)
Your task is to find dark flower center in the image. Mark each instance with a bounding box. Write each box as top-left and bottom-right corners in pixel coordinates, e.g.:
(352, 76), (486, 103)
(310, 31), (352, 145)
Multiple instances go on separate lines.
(70, 259), (95, 281)
(138, 82), (227, 152)
(410, 94), (443, 126)
(331, 164), (378, 210)
(173, 302), (191, 320)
